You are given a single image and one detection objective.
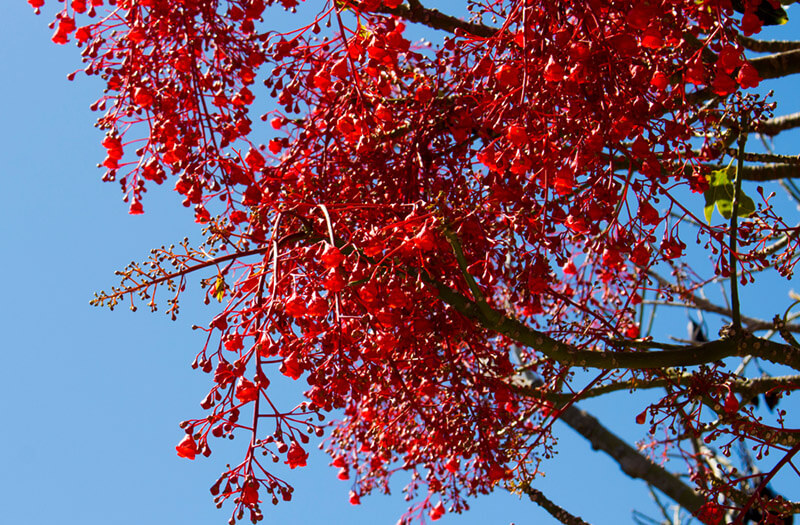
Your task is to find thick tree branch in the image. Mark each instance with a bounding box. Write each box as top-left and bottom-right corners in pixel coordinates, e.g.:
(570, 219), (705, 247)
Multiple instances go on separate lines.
(427, 275), (800, 370)
(374, 1), (498, 38)
(757, 111), (800, 136)
(558, 404), (706, 514)
(737, 163), (800, 180)
(737, 35), (800, 53)
(518, 484), (592, 525)
(517, 374), (800, 405)
(724, 149), (800, 165)
(751, 48), (800, 80)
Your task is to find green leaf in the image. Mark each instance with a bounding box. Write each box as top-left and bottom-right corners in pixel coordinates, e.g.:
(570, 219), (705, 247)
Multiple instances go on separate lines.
(703, 166), (756, 222)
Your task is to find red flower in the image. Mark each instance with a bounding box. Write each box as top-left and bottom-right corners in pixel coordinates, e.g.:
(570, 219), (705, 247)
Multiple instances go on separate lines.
(313, 71), (332, 91)
(661, 237), (685, 259)
(723, 390), (739, 415)
(75, 26), (91, 43)
(543, 56), (565, 82)
(697, 502), (724, 525)
(330, 57), (349, 79)
(194, 206), (210, 224)
(176, 435), (198, 460)
(737, 62), (761, 89)
(640, 27), (663, 49)
(323, 269), (346, 292)
(268, 139), (282, 154)
(506, 125), (528, 146)
(52, 17), (76, 45)
(224, 333), (244, 352)
(320, 243), (344, 268)
(630, 242), (651, 266)
(281, 352), (302, 380)
(638, 201), (660, 226)
(127, 28), (146, 44)
(284, 292), (307, 317)
(128, 201), (144, 215)
(565, 214), (589, 233)
(717, 46), (742, 74)
(229, 210), (248, 224)
(241, 482), (260, 506)
(684, 61), (706, 86)
(285, 442), (308, 469)
(133, 87), (154, 108)
(487, 463), (507, 482)
(245, 148), (265, 170)
(103, 136), (123, 160)
(415, 84), (433, 104)
(235, 378), (259, 404)
(213, 361), (236, 386)
(741, 12), (762, 37)
(553, 169), (574, 195)
(374, 104), (393, 122)
(495, 64), (519, 89)
(306, 294), (328, 317)
(412, 225), (437, 252)
(429, 502), (445, 521)
(711, 72), (737, 96)
(650, 70), (668, 91)
(445, 457), (459, 473)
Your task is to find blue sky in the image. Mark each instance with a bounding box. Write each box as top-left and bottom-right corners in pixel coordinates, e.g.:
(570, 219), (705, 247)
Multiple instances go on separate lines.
(1, 2), (798, 524)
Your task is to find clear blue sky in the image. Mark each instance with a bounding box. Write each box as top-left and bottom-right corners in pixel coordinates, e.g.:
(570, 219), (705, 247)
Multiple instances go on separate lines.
(1, 2), (798, 524)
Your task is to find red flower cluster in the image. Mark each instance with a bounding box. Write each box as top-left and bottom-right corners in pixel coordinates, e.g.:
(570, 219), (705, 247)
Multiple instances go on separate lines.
(39, 0), (799, 523)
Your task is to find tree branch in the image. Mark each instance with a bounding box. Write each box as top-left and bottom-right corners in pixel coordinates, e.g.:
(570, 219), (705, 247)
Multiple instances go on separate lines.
(737, 35), (800, 53)
(729, 119), (746, 330)
(516, 374), (800, 405)
(426, 275), (800, 370)
(558, 404), (706, 514)
(518, 484), (592, 525)
(724, 149), (800, 165)
(751, 48), (800, 80)
(737, 163), (800, 181)
(757, 111), (800, 137)
(512, 359), (706, 517)
(374, 1), (498, 38)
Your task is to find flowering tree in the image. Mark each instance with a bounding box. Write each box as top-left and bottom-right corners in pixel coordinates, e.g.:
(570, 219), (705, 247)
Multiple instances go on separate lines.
(32, 0), (800, 523)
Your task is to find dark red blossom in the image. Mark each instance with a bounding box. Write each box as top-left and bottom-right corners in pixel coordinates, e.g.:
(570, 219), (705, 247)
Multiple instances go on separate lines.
(176, 435), (198, 460)
(737, 62), (761, 89)
(235, 378), (259, 404)
(285, 442), (308, 469)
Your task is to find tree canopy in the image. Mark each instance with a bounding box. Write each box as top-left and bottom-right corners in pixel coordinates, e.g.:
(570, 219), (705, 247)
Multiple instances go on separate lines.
(32, 0), (800, 523)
